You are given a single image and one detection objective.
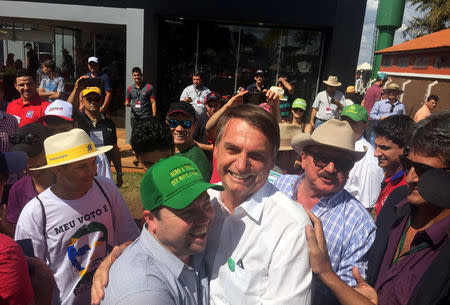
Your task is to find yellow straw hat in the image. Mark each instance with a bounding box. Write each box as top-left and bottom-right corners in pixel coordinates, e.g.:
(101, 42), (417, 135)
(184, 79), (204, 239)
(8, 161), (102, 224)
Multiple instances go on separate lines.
(30, 128), (112, 170)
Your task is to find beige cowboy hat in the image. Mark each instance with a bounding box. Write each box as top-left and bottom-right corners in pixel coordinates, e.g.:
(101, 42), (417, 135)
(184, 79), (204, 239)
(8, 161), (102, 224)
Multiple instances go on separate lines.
(291, 119), (366, 161)
(30, 128), (112, 170)
(382, 82), (404, 94)
(323, 76), (342, 87)
(279, 123), (303, 151)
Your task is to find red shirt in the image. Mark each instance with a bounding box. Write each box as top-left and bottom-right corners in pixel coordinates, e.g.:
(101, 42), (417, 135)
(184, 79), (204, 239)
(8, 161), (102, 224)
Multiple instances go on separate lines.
(6, 95), (50, 127)
(363, 83), (382, 115)
(0, 233), (34, 304)
(373, 169), (406, 217)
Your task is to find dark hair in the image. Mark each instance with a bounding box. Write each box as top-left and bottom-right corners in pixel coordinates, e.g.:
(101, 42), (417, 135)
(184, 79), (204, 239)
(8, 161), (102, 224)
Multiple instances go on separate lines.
(130, 117), (174, 155)
(192, 71), (203, 79)
(409, 111), (450, 167)
(15, 69), (36, 82)
(427, 95), (439, 102)
(215, 104), (280, 156)
(373, 115), (414, 148)
(132, 67), (142, 74)
(42, 59), (56, 71)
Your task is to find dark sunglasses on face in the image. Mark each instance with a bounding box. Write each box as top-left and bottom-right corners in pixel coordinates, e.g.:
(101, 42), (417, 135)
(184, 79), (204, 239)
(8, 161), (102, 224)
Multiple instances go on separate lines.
(399, 155), (450, 177)
(9, 133), (40, 145)
(85, 96), (101, 103)
(168, 119), (193, 129)
(305, 150), (354, 172)
(293, 108), (304, 113)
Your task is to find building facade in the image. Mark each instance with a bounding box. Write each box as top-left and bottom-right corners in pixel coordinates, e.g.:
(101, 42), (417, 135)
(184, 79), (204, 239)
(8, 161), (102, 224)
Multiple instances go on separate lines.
(1, 0), (367, 133)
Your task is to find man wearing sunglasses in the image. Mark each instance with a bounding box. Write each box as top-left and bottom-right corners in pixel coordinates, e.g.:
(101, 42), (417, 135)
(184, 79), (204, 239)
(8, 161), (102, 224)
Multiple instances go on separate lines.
(166, 102), (211, 181)
(273, 119), (375, 304)
(367, 111), (450, 305)
(78, 87), (123, 187)
(369, 83), (406, 121)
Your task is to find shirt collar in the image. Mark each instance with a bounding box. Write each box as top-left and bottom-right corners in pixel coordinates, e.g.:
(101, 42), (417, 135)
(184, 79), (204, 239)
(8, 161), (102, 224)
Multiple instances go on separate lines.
(421, 214), (450, 245)
(140, 224), (202, 277)
(236, 182), (271, 223)
(384, 99), (400, 105)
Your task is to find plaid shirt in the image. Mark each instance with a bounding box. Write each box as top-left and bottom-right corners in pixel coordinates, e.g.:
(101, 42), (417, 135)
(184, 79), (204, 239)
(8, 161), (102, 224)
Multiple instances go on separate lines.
(272, 174), (376, 285)
(0, 111), (20, 184)
(0, 111), (19, 152)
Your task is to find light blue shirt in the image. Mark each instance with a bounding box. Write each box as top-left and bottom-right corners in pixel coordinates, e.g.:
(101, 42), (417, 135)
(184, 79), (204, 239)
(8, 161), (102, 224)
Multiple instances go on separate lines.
(101, 226), (209, 305)
(39, 75), (65, 102)
(272, 174), (376, 285)
(369, 99), (406, 120)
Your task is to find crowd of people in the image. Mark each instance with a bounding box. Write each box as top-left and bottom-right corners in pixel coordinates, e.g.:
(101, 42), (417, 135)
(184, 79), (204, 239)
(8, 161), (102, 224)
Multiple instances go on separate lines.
(0, 57), (448, 305)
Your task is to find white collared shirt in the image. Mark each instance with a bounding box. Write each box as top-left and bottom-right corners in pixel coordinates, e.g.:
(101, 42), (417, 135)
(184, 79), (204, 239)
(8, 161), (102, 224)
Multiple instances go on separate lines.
(206, 182), (312, 305)
(345, 137), (384, 208)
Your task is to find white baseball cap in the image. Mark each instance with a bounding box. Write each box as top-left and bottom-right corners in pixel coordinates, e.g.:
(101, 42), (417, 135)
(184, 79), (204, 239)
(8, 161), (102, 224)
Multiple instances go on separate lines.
(41, 99), (73, 122)
(88, 56), (98, 64)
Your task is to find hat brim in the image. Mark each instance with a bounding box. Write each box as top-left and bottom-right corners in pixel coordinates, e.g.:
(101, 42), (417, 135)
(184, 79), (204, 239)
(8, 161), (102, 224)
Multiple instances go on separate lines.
(323, 80), (342, 87)
(167, 110), (195, 120)
(291, 134), (366, 162)
(40, 115), (74, 122)
(157, 180), (224, 210)
(30, 145), (113, 170)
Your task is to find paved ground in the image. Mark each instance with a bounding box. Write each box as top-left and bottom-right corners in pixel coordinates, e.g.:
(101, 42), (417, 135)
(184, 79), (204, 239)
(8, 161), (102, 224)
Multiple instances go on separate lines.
(115, 129), (145, 173)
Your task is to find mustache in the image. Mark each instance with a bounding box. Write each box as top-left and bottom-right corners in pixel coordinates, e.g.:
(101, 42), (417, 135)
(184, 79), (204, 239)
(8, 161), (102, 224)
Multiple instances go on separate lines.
(318, 172), (337, 180)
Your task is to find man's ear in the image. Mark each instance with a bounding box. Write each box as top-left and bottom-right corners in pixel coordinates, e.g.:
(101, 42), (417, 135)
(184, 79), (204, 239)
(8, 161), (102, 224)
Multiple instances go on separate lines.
(143, 210), (158, 232)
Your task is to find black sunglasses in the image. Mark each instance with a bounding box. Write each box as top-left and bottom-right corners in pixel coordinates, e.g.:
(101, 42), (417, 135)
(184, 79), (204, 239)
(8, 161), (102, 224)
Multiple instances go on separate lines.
(293, 108), (304, 113)
(85, 96), (101, 103)
(9, 133), (40, 145)
(168, 119), (193, 129)
(399, 155), (450, 177)
(305, 150), (354, 172)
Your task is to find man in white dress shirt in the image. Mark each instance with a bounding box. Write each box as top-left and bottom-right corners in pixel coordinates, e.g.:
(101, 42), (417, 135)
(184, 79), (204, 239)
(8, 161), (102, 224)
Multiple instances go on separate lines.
(206, 104), (312, 305)
(340, 104), (384, 209)
(179, 71), (211, 117)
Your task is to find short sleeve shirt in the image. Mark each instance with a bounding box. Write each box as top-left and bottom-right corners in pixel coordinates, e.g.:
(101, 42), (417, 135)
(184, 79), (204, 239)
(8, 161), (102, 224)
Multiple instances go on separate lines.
(78, 112), (117, 160)
(6, 175), (38, 225)
(125, 82), (155, 119)
(6, 95), (50, 127)
(312, 90), (345, 121)
(179, 85), (211, 116)
(40, 75), (65, 102)
(363, 84), (382, 114)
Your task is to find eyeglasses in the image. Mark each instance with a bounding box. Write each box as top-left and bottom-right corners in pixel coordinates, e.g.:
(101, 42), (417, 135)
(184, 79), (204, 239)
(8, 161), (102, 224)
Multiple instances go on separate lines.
(399, 155), (450, 177)
(85, 96), (101, 103)
(305, 150), (354, 172)
(9, 133), (40, 145)
(293, 108), (304, 113)
(168, 119), (193, 129)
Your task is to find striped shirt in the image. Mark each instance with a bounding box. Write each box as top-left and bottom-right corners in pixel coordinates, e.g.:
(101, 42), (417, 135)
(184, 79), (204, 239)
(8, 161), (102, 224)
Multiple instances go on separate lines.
(273, 174), (376, 285)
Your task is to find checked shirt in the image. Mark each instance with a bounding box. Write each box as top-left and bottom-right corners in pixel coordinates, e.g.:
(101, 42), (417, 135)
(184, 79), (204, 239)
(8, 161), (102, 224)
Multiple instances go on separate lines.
(272, 174), (376, 285)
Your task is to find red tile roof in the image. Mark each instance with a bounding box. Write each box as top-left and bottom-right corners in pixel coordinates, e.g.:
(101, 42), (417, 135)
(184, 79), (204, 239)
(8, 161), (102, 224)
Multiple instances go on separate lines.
(376, 28), (450, 54)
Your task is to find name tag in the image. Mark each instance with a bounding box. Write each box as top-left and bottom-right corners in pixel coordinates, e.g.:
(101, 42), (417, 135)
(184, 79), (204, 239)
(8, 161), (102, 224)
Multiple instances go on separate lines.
(325, 107), (333, 115)
(196, 99), (203, 106)
(135, 101), (141, 109)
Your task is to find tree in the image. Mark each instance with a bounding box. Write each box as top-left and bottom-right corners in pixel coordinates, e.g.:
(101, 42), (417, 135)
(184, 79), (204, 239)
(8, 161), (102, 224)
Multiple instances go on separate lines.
(403, 0), (450, 38)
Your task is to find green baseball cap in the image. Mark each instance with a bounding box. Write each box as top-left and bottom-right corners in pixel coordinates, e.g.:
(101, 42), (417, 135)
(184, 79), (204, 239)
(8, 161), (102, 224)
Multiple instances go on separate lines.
(140, 156), (223, 211)
(340, 104), (368, 122)
(292, 98), (307, 110)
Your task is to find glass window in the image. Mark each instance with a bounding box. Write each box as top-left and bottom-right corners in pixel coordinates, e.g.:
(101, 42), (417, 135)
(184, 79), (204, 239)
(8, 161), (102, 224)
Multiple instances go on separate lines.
(381, 55), (393, 67)
(413, 56), (429, 69)
(396, 56), (409, 67)
(434, 56), (450, 69)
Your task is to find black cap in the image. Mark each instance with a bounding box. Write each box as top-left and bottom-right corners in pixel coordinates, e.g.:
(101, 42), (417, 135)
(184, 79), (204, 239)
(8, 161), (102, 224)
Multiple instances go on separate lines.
(205, 92), (221, 104)
(9, 123), (52, 157)
(418, 168), (450, 209)
(167, 102), (196, 121)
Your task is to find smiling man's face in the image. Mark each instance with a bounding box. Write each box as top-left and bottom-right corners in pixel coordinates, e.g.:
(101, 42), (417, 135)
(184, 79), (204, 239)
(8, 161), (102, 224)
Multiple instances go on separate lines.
(214, 118), (275, 205)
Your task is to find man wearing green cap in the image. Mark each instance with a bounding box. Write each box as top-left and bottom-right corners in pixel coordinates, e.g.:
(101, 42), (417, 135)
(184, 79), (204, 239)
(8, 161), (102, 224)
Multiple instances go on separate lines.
(340, 104), (384, 210)
(100, 156), (223, 304)
(290, 98), (312, 133)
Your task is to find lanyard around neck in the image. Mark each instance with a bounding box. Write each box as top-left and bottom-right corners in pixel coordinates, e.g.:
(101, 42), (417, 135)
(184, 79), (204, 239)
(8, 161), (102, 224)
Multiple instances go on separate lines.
(393, 218), (431, 265)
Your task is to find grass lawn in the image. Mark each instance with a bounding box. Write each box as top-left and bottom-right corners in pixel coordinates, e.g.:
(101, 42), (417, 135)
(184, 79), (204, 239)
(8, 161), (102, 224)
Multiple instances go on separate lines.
(113, 172), (145, 221)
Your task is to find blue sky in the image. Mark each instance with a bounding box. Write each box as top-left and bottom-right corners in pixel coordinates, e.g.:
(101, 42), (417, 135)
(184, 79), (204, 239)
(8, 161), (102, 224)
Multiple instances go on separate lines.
(357, 0), (420, 65)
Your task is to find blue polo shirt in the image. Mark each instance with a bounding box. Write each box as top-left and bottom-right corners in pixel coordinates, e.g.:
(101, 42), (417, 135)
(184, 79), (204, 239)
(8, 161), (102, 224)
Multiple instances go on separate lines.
(100, 226), (209, 305)
(369, 99), (406, 120)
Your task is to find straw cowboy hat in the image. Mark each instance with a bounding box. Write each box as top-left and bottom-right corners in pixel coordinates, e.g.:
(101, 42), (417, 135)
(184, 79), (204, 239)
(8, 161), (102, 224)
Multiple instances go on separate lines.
(30, 128), (112, 170)
(323, 76), (341, 87)
(279, 123), (303, 151)
(291, 119), (366, 161)
(345, 86), (357, 94)
(382, 82), (404, 94)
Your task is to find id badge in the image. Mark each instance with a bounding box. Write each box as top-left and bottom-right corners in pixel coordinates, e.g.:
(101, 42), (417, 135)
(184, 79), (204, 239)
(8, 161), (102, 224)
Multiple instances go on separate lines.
(135, 101), (141, 109)
(90, 130), (105, 147)
(197, 99), (203, 106)
(325, 107), (333, 115)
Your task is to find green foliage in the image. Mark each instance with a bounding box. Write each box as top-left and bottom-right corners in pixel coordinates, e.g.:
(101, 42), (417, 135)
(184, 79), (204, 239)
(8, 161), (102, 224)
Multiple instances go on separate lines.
(404, 0), (450, 38)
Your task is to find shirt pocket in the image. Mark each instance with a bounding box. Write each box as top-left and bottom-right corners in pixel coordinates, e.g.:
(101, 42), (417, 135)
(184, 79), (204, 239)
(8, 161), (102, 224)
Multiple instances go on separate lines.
(224, 265), (262, 305)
